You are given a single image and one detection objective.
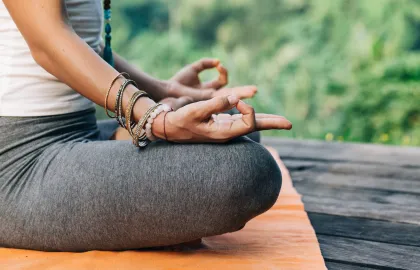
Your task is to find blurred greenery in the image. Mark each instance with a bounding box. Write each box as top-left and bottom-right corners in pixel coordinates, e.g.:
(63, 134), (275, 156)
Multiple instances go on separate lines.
(105, 0), (420, 146)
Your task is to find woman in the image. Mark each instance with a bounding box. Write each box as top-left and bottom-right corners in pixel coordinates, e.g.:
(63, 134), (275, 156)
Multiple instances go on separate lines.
(0, 0), (292, 251)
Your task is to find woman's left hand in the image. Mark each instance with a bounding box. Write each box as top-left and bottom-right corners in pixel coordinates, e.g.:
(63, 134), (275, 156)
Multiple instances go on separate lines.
(166, 58), (257, 102)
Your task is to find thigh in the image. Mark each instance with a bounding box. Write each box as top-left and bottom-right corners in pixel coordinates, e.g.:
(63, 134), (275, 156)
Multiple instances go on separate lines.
(1, 137), (281, 251)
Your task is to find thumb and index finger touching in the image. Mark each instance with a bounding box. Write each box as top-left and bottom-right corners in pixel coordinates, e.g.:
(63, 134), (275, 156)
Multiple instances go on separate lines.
(192, 58), (228, 90)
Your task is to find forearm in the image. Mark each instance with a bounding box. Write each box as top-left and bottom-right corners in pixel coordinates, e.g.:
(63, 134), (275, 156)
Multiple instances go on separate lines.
(35, 31), (156, 121)
(108, 46), (169, 101)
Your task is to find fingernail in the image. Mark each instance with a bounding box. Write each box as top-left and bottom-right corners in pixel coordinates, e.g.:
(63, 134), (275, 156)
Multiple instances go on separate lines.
(228, 95), (239, 105)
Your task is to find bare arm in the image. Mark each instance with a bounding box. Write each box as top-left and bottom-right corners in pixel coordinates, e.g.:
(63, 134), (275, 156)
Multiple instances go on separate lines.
(4, 0), (292, 143)
(3, 0), (154, 122)
(105, 45), (169, 101)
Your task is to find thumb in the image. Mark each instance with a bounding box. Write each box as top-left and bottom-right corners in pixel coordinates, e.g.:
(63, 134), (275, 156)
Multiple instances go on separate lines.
(190, 95), (239, 119)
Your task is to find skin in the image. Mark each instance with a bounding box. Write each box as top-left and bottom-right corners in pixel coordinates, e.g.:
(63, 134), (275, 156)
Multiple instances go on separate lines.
(3, 0), (292, 144)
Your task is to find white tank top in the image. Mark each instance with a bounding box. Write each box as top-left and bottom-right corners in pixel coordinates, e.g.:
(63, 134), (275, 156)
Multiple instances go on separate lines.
(0, 0), (103, 116)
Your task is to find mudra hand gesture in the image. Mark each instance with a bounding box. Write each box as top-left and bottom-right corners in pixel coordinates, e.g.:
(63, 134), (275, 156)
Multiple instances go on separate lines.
(165, 58), (257, 102)
(154, 95), (292, 143)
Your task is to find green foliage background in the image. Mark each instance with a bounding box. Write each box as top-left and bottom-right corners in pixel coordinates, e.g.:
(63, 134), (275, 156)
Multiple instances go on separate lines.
(108, 0), (420, 146)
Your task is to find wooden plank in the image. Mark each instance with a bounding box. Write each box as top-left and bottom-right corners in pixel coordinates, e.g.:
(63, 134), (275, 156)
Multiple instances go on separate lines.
(308, 213), (420, 247)
(291, 171), (420, 194)
(317, 235), (420, 270)
(295, 182), (420, 207)
(325, 261), (378, 270)
(283, 160), (420, 181)
(294, 183), (420, 224)
(263, 137), (420, 167)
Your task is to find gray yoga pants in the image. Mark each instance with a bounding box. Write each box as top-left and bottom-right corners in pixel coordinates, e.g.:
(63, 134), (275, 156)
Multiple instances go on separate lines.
(0, 108), (282, 251)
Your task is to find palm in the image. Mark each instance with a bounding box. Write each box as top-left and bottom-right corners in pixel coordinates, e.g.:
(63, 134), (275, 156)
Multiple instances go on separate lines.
(166, 96), (292, 143)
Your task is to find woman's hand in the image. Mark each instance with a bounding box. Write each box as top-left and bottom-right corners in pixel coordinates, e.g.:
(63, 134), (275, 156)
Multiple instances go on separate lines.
(171, 58), (228, 90)
(160, 96), (194, 111)
(153, 95), (292, 143)
(167, 58), (257, 102)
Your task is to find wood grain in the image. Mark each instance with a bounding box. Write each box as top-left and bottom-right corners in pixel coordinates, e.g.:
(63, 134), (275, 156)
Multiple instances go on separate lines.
(318, 235), (420, 270)
(325, 261), (378, 270)
(263, 137), (420, 167)
(291, 171), (420, 194)
(284, 160), (420, 181)
(308, 213), (420, 247)
(264, 138), (420, 269)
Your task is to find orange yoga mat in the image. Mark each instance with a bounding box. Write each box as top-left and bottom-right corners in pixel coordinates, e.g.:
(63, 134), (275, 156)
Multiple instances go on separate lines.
(0, 147), (326, 270)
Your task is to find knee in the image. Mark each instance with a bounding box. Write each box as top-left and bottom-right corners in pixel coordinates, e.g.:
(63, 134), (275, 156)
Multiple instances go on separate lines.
(211, 140), (282, 233)
(232, 141), (282, 219)
(246, 131), (261, 143)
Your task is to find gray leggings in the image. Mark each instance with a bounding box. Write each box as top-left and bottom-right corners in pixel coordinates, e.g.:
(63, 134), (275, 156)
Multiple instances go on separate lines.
(0, 108), (281, 252)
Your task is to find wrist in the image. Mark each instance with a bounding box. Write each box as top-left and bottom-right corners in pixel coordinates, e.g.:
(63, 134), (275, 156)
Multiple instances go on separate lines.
(164, 80), (182, 98)
(142, 78), (170, 101)
(132, 93), (156, 123)
(156, 79), (171, 100)
(151, 112), (166, 140)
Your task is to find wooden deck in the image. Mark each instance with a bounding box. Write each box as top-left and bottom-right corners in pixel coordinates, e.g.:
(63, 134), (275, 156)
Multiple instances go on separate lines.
(263, 137), (420, 270)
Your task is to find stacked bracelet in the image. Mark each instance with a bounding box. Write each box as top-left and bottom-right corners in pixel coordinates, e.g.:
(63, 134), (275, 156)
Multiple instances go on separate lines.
(132, 103), (161, 147)
(104, 72), (129, 118)
(115, 79), (139, 128)
(125, 90), (149, 136)
(105, 73), (172, 148)
(145, 104), (172, 141)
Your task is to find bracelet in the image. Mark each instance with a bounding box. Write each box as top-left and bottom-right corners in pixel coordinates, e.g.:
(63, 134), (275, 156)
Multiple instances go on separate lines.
(133, 103), (161, 147)
(115, 79), (138, 128)
(125, 90), (149, 136)
(145, 104), (172, 141)
(113, 78), (128, 125)
(104, 72), (129, 118)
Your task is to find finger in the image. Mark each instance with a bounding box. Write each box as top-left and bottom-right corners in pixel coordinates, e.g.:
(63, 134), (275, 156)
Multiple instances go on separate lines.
(215, 113), (286, 121)
(217, 64), (228, 86)
(255, 117), (292, 131)
(189, 95), (239, 119)
(234, 100), (256, 130)
(201, 64), (228, 89)
(176, 84), (214, 101)
(192, 58), (220, 72)
(230, 85), (257, 99)
(256, 113), (288, 119)
(212, 86), (257, 100)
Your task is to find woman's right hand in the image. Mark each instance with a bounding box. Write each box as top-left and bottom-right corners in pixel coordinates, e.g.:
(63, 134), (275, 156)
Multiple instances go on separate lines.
(152, 94), (292, 143)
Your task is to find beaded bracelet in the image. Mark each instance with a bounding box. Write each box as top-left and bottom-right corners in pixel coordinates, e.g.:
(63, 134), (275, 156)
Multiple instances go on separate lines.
(144, 104), (172, 141)
(125, 91), (150, 136)
(132, 103), (161, 147)
(104, 72), (129, 118)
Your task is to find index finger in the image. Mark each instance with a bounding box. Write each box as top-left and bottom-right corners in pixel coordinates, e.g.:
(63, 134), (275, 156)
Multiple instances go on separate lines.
(201, 64), (228, 89)
(192, 58), (220, 72)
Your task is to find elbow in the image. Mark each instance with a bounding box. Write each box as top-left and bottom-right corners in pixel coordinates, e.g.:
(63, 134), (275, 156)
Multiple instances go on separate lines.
(30, 45), (51, 68)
